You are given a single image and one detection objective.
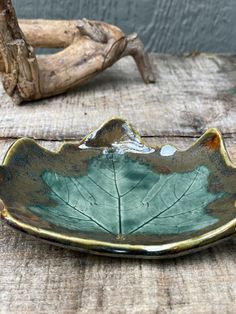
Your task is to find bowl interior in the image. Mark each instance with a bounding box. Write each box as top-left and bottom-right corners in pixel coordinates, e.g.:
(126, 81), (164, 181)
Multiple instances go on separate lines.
(1, 119), (236, 256)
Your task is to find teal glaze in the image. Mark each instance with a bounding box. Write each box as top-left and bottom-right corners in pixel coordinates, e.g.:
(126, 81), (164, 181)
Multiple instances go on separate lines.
(29, 151), (222, 236)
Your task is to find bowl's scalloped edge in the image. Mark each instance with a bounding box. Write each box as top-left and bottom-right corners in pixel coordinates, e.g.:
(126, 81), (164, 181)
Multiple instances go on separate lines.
(0, 117), (236, 258)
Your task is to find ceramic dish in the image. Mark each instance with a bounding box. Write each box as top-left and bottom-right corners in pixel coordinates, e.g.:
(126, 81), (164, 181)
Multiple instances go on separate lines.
(1, 118), (236, 258)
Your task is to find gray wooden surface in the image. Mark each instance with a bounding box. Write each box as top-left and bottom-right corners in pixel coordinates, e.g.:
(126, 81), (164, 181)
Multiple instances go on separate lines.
(1, 54), (236, 313)
(12, 0), (236, 53)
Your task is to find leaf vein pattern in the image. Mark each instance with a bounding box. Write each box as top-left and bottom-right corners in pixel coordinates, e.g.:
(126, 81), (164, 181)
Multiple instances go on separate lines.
(30, 153), (224, 236)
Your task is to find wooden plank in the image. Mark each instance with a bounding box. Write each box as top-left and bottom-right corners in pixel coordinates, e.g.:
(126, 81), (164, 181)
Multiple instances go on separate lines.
(13, 0), (236, 53)
(1, 54), (236, 140)
(0, 219), (235, 314)
(0, 138), (236, 313)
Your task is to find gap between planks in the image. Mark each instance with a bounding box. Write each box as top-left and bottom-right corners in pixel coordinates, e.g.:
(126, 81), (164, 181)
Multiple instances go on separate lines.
(1, 54), (236, 140)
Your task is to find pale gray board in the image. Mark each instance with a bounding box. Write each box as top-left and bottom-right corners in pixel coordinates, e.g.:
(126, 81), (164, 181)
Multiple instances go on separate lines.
(1, 54), (236, 140)
(0, 138), (236, 314)
(1, 219), (236, 314)
(12, 0), (236, 53)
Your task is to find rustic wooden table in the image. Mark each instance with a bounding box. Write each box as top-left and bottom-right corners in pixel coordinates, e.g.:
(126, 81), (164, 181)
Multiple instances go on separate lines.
(0, 54), (236, 313)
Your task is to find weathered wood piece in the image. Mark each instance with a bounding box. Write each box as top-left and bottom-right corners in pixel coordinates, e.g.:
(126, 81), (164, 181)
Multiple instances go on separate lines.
(0, 1), (154, 104)
(0, 0), (40, 103)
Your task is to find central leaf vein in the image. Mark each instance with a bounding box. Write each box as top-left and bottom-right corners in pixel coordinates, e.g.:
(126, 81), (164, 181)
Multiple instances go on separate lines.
(32, 153), (223, 236)
(111, 154), (122, 234)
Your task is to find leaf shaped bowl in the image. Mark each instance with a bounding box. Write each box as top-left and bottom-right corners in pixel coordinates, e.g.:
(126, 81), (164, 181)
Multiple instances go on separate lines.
(1, 118), (236, 259)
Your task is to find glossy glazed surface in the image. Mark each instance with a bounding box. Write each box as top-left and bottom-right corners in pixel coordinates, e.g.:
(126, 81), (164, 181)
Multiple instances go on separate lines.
(1, 118), (236, 258)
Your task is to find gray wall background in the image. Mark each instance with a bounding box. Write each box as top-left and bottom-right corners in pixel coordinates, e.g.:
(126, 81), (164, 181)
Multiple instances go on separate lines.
(13, 0), (236, 53)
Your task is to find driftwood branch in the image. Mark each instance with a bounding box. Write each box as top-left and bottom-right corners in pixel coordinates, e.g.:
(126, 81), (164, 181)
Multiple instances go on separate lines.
(0, 0), (155, 105)
(0, 0), (41, 103)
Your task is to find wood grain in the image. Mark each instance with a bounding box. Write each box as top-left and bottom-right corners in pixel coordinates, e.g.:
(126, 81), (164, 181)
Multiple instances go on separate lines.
(1, 54), (236, 140)
(12, 0), (236, 53)
(1, 54), (236, 314)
